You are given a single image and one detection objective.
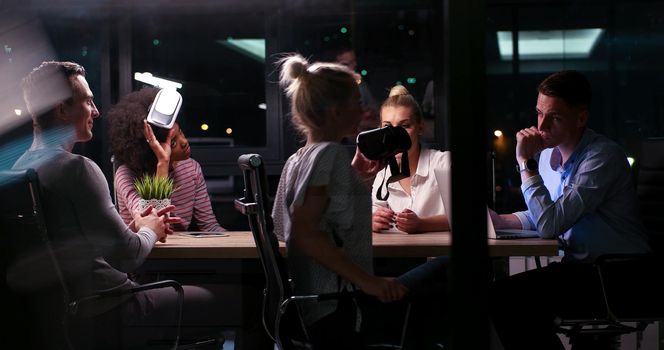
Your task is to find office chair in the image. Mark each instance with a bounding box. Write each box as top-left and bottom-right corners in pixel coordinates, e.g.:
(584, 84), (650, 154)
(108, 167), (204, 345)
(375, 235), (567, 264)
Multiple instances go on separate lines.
(234, 154), (411, 350)
(554, 138), (664, 349)
(554, 254), (664, 350)
(0, 169), (192, 349)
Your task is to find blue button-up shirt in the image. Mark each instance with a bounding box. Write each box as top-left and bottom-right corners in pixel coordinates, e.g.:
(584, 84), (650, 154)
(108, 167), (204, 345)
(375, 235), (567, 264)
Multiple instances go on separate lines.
(514, 129), (650, 262)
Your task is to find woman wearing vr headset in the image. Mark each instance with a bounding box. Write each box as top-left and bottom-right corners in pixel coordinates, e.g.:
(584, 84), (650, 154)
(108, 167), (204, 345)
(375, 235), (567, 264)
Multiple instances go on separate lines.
(109, 87), (224, 232)
(371, 85), (451, 234)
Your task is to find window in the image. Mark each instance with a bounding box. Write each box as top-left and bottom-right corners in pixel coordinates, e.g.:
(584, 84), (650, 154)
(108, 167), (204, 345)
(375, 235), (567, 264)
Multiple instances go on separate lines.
(287, 1), (442, 146)
(0, 9), (103, 168)
(131, 12), (268, 148)
(486, 1), (664, 213)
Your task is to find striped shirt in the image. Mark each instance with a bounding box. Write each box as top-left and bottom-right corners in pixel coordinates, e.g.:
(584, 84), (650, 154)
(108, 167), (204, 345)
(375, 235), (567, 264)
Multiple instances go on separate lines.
(115, 158), (223, 232)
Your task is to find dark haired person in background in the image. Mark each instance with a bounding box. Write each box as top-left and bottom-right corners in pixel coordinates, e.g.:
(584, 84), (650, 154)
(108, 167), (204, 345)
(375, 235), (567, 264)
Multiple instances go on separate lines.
(108, 87), (224, 232)
(489, 70), (650, 350)
(108, 87), (276, 349)
(324, 44), (380, 132)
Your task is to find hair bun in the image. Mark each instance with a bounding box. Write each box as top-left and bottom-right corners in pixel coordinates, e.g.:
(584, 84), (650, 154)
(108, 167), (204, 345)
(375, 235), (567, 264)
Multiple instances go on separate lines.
(282, 54), (309, 80)
(388, 85), (410, 97)
(288, 61), (306, 80)
(279, 54), (310, 89)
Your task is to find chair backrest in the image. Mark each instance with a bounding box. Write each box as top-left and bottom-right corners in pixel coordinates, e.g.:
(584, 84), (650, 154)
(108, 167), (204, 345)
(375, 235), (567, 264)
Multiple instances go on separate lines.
(595, 254), (664, 321)
(234, 154), (309, 349)
(110, 155), (120, 211)
(0, 169), (71, 347)
(487, 151), (496, 209)
(636, 137), (664, 255)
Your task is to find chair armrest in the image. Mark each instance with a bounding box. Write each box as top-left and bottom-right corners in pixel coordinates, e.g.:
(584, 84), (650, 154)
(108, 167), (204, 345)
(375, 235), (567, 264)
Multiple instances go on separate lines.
(66, 280), (184, 348)
(594, 253), (655, 265)
(68, 280), (183, 308)
(107, 280), (184, 297)
(593, 253), (664, 321)
(280, 290), (368, 314)
(290, 289), (421, 304)
(312, 290), (368, 302)
(288, 289), (385, 303)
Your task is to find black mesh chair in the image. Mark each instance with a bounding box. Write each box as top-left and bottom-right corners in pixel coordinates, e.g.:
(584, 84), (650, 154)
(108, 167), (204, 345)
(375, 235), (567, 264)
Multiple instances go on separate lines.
(555, 138), (664, 349)
(0, 169), (191, 349)
(555, 254), (664, 349)
(234, 154), (410, 350)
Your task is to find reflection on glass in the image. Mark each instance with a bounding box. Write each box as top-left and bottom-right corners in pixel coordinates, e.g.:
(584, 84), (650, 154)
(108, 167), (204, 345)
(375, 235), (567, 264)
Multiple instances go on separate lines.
(218, 38), (265, 63)
(132, 14), (267, 147)
(497, 29), (604, 61)
(485, 2), (664, 214)
(289, 1), (440, 145)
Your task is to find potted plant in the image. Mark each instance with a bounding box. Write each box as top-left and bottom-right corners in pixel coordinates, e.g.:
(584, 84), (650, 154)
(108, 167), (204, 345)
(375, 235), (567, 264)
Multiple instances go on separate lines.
(134, 174), (175, 211)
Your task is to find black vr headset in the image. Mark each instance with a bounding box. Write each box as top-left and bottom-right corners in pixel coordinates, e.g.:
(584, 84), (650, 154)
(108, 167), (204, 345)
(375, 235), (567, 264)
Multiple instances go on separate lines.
(357, 125), (412, 200)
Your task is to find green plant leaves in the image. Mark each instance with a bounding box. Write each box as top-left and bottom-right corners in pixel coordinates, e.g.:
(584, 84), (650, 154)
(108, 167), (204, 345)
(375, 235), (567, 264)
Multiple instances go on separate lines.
(133, 174), (175, 200)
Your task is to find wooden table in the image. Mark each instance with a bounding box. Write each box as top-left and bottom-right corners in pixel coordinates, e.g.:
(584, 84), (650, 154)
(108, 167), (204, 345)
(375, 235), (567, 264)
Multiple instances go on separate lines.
(143, 231), (558, 333)
(149, 231), (559, 259)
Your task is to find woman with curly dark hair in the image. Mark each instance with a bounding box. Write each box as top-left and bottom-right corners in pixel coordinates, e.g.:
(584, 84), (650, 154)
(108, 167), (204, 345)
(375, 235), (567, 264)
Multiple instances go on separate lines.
(109, 87), (224, 232)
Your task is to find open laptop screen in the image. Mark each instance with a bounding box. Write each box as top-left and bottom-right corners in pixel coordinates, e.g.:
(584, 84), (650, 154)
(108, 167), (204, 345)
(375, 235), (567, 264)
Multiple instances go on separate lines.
(436, 167), (538, 239)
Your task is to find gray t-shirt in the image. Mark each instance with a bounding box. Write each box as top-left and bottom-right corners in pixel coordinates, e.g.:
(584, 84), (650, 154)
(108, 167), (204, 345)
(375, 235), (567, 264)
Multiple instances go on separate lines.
(272, 142), (373, 325)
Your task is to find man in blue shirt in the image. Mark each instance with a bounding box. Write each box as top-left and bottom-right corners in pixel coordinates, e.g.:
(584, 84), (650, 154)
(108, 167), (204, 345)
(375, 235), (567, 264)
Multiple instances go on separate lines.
(490, 70), (650, 350)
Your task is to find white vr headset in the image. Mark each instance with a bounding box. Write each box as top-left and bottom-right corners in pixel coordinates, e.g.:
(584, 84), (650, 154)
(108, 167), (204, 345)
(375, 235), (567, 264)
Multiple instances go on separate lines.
(146, 88), (182, 129)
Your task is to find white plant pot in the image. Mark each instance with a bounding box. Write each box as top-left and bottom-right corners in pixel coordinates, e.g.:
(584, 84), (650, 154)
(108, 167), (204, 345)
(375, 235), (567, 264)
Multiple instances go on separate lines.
(138, 198), (171, 211)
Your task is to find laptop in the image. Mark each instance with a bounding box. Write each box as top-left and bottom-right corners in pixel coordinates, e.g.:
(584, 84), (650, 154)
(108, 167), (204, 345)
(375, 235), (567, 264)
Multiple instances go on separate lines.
(435, 167), (539, 239)
(434, 167), (452, 228)
(486, 209), (540, 239)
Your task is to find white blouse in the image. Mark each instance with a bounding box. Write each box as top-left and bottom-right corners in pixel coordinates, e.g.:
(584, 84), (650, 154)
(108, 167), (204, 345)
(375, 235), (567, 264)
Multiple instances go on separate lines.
(371, 147), (451, 232)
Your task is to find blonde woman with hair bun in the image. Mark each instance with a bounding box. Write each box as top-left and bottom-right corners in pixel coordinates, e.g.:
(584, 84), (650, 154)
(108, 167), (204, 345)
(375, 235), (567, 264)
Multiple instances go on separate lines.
(272, 53), (408, 349)
(371, 84), (452, 234)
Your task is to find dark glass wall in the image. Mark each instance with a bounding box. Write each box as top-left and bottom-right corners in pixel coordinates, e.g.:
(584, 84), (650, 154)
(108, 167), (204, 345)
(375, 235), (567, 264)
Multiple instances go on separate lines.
(2, 0), (664, 227)
(485, 0), (664, 213)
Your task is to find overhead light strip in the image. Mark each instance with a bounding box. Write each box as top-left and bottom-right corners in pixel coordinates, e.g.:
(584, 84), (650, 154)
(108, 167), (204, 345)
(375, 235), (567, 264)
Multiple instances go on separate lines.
(497, 28), (604, 61)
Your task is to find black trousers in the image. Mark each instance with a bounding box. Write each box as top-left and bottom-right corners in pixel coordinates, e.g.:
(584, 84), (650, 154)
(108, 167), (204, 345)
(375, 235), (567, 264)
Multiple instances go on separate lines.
(307, 297), (364, 350)
(306, 257), (450, 350)
(490, 261), (606, 350)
